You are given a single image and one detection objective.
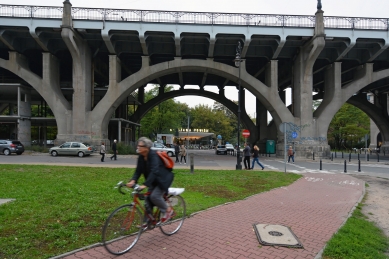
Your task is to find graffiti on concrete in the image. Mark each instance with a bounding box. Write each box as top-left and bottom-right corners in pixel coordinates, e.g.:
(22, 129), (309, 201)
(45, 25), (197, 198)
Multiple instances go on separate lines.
(283, 122), (327, 144)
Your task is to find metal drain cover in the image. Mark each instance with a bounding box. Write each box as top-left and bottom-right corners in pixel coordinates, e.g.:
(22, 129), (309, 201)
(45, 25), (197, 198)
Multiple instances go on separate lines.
(253, 224), (303, 248)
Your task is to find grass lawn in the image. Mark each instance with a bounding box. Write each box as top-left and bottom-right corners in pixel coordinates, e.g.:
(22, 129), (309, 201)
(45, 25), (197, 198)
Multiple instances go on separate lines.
(322, 200), (389, 259)
(0, 164), (300, 259)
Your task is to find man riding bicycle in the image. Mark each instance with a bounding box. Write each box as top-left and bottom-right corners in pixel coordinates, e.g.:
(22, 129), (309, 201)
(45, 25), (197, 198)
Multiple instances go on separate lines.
(126, 137), (174, 223)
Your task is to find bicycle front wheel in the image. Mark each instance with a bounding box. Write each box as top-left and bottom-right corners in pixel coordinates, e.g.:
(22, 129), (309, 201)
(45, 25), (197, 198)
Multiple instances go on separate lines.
(102, 204), (143, 255)
(160, 195), (186, 235)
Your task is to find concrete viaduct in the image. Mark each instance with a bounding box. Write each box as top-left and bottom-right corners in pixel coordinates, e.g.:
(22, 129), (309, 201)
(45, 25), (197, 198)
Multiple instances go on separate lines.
(0, 1), (389, 157)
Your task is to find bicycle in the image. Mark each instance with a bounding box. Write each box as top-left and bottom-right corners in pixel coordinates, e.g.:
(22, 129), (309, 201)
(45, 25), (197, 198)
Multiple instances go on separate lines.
(102, 181), (186, 255)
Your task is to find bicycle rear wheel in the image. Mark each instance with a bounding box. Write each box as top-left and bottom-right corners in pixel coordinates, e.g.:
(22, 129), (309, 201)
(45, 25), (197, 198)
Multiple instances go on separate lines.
(160, 195), (186, 235)
(102, 204), (143, 255)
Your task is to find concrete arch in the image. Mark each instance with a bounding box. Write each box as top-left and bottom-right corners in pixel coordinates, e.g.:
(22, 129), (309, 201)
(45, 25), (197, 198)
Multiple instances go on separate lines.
(0, 52), (71, 134)
(92, 58), (293, 139)
(315, 63), (389, 140)
(347, 95), (389, 143)
(130, 88), (258, 142)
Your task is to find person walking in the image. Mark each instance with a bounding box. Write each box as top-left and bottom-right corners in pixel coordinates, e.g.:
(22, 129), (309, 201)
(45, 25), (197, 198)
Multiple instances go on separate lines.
(110, 139), (117, 161)
(251, 145), (265, 170)
(100, 142), (106, 162)
(243, 142), (251, 170)
(288, 146), (295, 163)
(174, 143), (180, 163)
(180, 144), (187, 164)
(126, 137), (174, 223)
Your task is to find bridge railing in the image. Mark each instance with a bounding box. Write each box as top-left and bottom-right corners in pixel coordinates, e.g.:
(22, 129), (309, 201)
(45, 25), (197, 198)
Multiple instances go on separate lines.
(0, 4), (388, 30)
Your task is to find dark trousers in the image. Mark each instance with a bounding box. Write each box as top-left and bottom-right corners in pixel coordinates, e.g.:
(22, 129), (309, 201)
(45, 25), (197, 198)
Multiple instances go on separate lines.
(101, 153), (105, 162)
(175, 153), (179, 162)
(111, 151), (117, 160)
(180, 155), (186, 163)
(244, 156), (251, 169)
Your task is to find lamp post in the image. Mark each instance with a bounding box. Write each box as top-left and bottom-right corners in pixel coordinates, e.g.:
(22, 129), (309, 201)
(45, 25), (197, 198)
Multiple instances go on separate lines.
(235, 41), (243, 170)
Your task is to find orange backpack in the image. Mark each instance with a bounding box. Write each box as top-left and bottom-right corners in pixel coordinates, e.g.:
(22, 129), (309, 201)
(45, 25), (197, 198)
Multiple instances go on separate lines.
(156, 151), (174, 171)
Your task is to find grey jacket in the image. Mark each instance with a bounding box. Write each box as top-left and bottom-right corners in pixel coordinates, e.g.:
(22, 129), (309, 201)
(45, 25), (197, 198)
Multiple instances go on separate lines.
(243, 146), (251, 157)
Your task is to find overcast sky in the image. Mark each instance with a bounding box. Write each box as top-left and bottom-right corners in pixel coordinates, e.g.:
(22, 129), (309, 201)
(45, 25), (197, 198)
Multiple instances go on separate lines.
(2, 0), (387, 116)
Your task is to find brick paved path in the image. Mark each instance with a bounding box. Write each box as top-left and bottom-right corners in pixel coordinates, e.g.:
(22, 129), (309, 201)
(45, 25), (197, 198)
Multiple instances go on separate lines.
(58, 173), (364, 259)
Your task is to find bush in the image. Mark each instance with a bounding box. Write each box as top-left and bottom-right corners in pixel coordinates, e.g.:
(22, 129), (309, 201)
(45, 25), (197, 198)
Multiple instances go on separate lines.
(116, 142), (136, 155)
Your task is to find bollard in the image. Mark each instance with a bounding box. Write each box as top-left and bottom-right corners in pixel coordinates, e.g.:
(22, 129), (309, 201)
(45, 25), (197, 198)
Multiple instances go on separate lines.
(189, 153), (194, 174)
(349, 153), (351, 162)
(344, 160), (347, 173)
(335, 151), (337, 158)
(358, 159), (361, 172)
(320, 159), (322, 170)
(342, 151), (344, 158)
(377, 153), (380, 162)
(367, 154), (369, 161)
(313, 152), (315, 160)
(357, 153), (360, 160)
(331, 153), (333, 161)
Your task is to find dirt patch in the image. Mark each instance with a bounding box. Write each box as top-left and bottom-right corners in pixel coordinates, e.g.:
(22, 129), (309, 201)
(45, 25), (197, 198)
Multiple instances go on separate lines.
(351, 174), (389, 238)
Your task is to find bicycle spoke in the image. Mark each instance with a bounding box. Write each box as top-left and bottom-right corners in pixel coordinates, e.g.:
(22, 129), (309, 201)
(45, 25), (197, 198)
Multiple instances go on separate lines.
(102, 205), (143, 255)
(160, 195), (186, 235)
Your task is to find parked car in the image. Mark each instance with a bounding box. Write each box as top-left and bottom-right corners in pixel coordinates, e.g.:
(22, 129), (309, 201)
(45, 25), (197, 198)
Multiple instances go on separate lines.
(225, 144), (234, 152)
(215, 145), (227, 155)
(49, 142), (95, 157)
(0, 139), (25, 155)
(151, 142), (175, 157)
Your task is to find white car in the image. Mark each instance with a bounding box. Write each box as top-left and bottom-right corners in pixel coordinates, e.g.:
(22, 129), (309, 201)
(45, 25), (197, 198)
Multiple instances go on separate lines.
(151, 142), (175, 157)
(225, 144), (234, 152)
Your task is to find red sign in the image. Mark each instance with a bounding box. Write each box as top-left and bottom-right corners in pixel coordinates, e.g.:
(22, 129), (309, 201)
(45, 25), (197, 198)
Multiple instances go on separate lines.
(242, 129), (250, 138)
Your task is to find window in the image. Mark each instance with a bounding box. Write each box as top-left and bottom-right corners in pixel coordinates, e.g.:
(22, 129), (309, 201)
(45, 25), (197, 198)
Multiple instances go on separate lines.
(61, 143), (71, 148)
(71, 143), (80, 148)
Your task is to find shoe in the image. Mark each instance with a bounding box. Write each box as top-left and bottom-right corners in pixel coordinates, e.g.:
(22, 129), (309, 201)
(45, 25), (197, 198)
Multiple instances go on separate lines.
(160, 210), (173, 223)
(262, 167), (264, 170)
(179, 162), (182, 164)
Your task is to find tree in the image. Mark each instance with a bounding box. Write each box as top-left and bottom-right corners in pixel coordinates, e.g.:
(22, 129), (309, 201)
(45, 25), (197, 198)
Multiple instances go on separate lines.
(327, 103), (369, 149)
(139, 85), (187, 139)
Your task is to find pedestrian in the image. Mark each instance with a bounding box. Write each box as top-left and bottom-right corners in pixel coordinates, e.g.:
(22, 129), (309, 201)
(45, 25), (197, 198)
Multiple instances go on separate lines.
(243, 142), (251, 170)
(110, 139), (117, 160)
(180, 144), (187, 164)
(288, 146), (295, 163)
(174, 143), (180, 163)
(100, 142), (106, 162)
(126, 137), (174, 224)
(251, 145), (265, 170)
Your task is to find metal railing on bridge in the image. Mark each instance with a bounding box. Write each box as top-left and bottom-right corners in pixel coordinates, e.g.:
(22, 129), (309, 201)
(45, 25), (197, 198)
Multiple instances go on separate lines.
(0, 4), (388, 30)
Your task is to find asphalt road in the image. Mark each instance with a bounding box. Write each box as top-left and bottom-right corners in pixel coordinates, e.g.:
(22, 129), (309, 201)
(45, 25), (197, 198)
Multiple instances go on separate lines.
(1, 149), (388, 179)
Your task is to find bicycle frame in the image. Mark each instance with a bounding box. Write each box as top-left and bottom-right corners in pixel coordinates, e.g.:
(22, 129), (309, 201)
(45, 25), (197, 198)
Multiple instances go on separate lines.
(131, 191), (161, 227)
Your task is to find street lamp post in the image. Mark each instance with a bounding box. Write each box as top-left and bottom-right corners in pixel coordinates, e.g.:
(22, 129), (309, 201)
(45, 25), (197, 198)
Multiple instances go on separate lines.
(235, 41), (243, 170)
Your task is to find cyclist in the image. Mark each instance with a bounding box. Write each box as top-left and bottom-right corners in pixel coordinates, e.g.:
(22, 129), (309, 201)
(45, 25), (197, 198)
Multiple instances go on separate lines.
(126, 137), (174, 223)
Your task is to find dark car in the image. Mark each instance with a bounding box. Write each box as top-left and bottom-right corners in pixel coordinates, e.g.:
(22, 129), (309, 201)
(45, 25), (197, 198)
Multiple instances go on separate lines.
(0, 139), (25, 155)
(215, 145), (227, 155)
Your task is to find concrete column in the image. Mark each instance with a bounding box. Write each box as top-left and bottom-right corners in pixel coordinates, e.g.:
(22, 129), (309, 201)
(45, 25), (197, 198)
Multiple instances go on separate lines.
(61, 0), (92, 142)
(17, 86), (31, 146)
(289, 9), (326, 158)
(118, 120), (122, 142)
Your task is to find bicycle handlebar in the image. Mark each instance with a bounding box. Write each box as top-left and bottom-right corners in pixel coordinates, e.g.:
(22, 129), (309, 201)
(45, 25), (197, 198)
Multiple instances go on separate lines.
(115, 181), (144, 195)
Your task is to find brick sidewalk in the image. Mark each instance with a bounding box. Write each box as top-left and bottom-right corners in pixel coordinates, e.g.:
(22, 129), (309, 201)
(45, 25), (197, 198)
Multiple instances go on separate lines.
(56, 172), (364, 259)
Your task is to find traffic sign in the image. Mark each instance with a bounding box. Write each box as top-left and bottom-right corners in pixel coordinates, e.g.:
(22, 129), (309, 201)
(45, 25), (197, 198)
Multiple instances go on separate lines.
(242, 129), (250, 138)
(291, 131), (298, 139)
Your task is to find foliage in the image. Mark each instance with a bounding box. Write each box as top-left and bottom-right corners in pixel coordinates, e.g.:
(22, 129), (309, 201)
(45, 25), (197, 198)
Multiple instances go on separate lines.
(139, 85), (188, 139)
(327, 103), (370, 150)
(322, 203), (389, 259)
(0, 165), (300, 259)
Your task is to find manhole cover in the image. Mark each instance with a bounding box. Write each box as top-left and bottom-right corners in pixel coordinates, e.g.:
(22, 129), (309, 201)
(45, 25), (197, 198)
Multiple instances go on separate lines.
(253, 224), (303, 248)
(268, 231), (283, 236)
